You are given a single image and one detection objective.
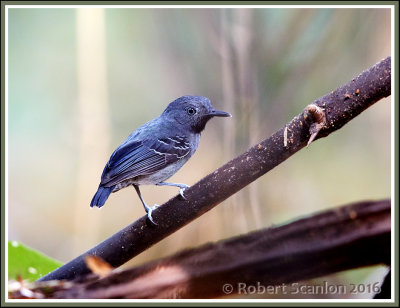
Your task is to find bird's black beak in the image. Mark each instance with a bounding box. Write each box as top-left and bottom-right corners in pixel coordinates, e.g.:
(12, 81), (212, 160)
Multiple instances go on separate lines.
(209, 109), (232, 117)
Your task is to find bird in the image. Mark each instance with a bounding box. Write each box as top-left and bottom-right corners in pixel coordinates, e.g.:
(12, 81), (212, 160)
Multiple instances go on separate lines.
(90, 95), (231, 224)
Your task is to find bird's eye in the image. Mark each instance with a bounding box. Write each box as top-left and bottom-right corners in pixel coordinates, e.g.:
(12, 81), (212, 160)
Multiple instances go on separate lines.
(187, 107), (196, 115)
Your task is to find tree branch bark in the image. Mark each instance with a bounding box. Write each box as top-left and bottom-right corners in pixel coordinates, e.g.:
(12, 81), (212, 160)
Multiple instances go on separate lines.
(16, 199), (390, 299)
(38, 56), (391, 282)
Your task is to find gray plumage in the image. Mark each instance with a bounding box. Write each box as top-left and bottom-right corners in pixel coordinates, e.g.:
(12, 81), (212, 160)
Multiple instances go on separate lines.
(90, 95), (231, 224)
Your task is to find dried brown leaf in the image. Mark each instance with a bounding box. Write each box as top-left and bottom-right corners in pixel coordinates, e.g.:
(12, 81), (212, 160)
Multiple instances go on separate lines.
(84, 255), (114, 278)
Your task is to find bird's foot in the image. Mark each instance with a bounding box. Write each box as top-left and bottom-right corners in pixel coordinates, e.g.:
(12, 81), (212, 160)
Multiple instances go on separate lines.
(179, 185), (190, 200)
(146, 204), (160, 225)
(156, 182), (190, 200)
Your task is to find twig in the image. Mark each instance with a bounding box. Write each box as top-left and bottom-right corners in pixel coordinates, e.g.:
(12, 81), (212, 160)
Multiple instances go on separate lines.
(18, 199), (390, 299)
(38, 56), (391, 282)
(306, 104), (327, 146)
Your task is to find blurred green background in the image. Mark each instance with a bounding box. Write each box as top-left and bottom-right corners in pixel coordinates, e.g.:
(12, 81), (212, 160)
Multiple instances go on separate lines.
(8, 7), (391, 298)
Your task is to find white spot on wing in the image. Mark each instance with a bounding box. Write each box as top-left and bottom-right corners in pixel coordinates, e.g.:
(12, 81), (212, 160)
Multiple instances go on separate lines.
(158, 139), (168, 145)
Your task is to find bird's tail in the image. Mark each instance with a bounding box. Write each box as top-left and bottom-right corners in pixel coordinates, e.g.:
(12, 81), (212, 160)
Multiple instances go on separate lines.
(90, 186), (114, 208)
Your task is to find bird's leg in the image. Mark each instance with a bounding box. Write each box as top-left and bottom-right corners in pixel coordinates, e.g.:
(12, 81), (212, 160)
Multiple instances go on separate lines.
(133, 185), (159, 225)
(156, 182), (190, 199)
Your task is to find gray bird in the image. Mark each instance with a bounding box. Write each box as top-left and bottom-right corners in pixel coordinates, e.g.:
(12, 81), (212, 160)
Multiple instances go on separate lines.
(90, 95), (231, 224)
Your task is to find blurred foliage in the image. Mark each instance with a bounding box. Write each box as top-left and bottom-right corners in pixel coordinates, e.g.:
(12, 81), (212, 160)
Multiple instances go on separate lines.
(8, 241), (63, 282)
(8, 7), (391, 299)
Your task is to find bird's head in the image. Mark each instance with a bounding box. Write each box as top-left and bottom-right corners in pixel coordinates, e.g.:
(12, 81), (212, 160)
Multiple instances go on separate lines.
(162, 95), (231, 133)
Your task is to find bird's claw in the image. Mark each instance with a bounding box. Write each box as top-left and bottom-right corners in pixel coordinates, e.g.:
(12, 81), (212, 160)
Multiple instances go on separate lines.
(179, 185), (190, 200)
(146, 204), (160, 225)
(179, 188), (186, 199)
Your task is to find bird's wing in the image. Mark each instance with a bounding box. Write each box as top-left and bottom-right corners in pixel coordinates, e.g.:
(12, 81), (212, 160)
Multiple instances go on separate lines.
(100, 136), (191, 187)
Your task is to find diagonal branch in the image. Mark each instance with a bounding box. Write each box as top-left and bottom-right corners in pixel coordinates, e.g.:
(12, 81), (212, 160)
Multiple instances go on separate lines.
(18, 199), (390, 299)
(39, 56), (391, 282)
